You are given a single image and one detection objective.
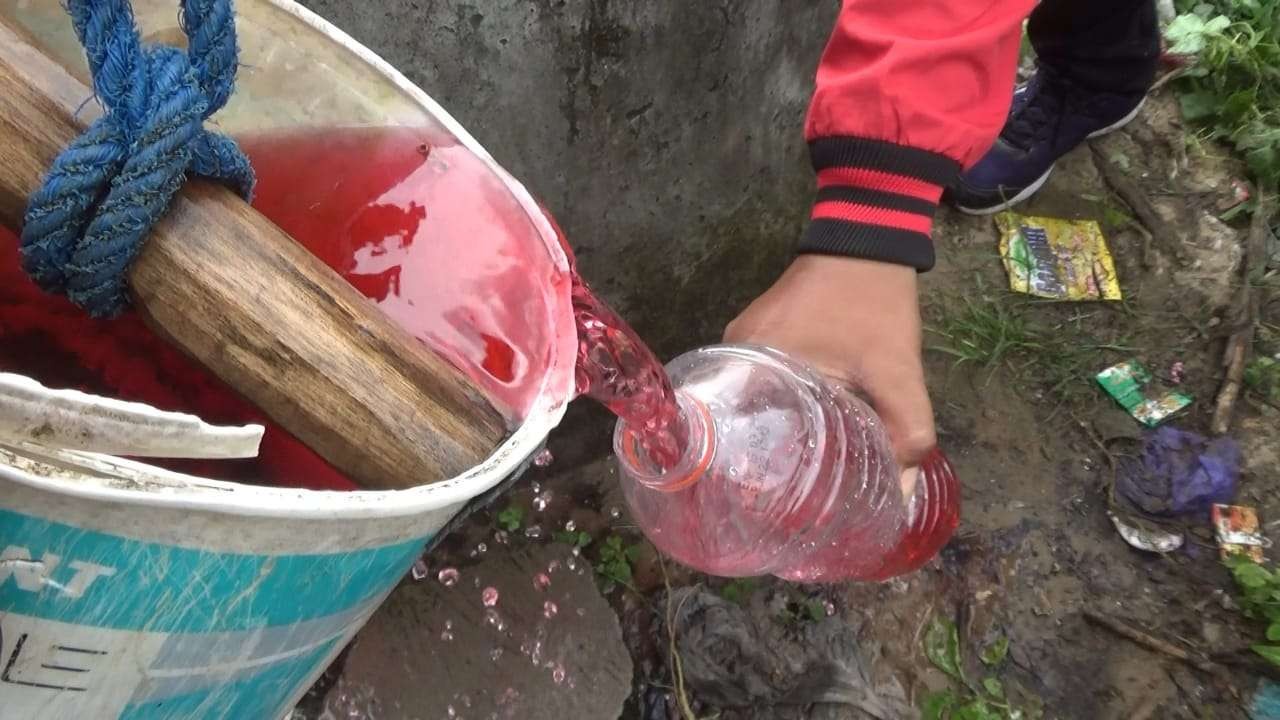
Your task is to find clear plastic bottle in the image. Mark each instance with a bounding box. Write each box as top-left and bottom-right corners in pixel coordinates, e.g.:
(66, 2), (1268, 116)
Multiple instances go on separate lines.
(614, 344), (959, 582)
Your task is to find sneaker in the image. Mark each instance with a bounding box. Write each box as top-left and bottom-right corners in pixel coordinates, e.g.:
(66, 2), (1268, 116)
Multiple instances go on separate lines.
(949, 70), (1146, 215)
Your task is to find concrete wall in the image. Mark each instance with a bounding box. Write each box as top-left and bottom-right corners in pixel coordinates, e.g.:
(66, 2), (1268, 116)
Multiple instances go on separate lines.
(299, 0), (835, 355)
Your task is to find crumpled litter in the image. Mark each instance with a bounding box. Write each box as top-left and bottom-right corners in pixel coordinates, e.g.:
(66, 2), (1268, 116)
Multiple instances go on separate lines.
(1252, 680), (1280, 720)
(664, 587), (912, 719)
(1116, 426), (1240, 517)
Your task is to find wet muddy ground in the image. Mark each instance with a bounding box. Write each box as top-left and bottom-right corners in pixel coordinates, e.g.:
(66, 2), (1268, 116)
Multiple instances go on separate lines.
(301, 91), (1279, 720)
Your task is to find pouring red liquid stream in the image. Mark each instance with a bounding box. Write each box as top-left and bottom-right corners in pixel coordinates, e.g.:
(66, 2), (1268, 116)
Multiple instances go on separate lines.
(0, 125), (955, 579)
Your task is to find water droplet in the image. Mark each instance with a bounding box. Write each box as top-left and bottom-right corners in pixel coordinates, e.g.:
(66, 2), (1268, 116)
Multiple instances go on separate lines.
(570, 547), (581, 558)
(447, 705), (456, 718)
(547, 559), (561, 573)
(807, 438), (817, 449)
(825, 600), (836, 616)
(552, 664), (567, 685)
(482, 587), (500, 607)
(437, 568), (459, 587)
(728, 466), (738, 477)
(609, 506), (622, 519)
(410, 558), (429, 581)
(485, 608), (503, 628)
(532, 481), (542, 494)
(494, 530), (509, 545)
(491, 647), (504, 661)
(543, 600), (558, 618)
(461, 694), (472, 708)
(566, 557), (578, 572)
(525, 525), (544, 540)
(533, 573), (551, 591)
(531, 640), (544, 665)
(533, 492), (552, 512)
(576, 607), (586, 617)
(440, 628), (454, 642)
(563, 519), (576, 532)
(476, 542), (488, 554)
(533, 449), (554, 467)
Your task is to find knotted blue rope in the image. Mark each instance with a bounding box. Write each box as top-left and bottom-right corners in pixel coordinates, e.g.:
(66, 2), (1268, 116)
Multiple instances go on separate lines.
(20, 0), (254, 317)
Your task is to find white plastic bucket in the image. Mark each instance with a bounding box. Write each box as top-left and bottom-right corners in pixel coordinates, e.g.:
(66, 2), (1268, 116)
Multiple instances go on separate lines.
(0, 2), (577, 718)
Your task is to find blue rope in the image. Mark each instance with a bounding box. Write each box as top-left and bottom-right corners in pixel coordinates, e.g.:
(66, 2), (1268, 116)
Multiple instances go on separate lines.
(20, 0), (254, 318)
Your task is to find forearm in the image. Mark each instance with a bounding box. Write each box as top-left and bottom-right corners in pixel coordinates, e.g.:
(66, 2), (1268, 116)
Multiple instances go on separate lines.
(801, 0), (1035, 269)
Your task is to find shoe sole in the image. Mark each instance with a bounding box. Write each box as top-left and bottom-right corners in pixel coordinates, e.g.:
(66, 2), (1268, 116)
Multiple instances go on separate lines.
(956, 97), (1147, 216)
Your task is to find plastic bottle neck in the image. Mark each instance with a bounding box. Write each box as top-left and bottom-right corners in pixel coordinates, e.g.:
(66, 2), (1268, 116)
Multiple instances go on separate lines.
(614, 390), (716, 492)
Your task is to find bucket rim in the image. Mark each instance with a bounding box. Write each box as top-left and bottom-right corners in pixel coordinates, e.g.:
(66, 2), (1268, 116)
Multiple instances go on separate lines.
(0, 0), (574, 520)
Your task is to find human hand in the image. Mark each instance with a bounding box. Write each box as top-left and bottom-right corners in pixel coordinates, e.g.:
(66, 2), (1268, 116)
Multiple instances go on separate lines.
(724, 255), (935, 497)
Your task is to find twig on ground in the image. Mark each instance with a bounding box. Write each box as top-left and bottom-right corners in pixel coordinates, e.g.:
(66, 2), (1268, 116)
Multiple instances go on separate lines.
(1126, 219), (1157, 270)
(1149, 67), (1189, 93)
(1211, 193), (1272, 434)
(1089, 143), (1190, 265)
(660, 557), (701, 720)
(1083, 610), (1217, 674)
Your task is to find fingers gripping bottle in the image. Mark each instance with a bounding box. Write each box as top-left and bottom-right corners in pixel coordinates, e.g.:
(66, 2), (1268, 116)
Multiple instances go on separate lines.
(614, 345), (959, 581)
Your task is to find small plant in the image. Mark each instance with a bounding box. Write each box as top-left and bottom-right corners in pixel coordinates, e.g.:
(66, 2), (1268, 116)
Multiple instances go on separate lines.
(928, 291), (1130, 408)
(777, 596), (829, 625)
(553, 529), (593, 549)
(717, 578), (758, 606)
(496, 505), (524, 532)
(1244, 355), (1280, 404)
(1166, 1), (1280, 192)
(596, 535), (642, 593)
(922, 615), (1041, 720)
(1224, 555), (1280, 668)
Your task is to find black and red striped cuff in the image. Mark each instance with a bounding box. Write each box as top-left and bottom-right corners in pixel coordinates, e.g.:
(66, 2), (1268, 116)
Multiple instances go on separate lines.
(798, 137), (961, 271)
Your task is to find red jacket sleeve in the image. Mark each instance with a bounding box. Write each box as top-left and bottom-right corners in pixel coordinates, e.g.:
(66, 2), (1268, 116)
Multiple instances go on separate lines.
(800, 0), (1035, 270)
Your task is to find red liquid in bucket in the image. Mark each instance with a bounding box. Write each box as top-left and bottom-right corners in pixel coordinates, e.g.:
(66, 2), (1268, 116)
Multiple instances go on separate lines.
(0, 126), (565, 490)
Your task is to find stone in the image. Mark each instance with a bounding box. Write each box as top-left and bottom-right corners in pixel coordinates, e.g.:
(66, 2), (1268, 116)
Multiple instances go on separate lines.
(314, 542), (632, 719)
(1168, 212), (1244, 311)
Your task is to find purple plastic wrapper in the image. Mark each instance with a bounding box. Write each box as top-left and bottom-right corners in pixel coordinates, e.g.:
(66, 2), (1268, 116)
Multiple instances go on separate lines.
(1116, 426), (1240, 517)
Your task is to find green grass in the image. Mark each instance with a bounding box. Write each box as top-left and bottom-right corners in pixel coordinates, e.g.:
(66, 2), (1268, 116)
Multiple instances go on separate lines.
(921, 615), (1042, 720)
(1167, 0), (1280, 193)
(928, 291), (1132, 409)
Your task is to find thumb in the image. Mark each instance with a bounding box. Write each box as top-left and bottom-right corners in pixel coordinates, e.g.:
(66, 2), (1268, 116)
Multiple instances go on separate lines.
(867, 373), (936, 498)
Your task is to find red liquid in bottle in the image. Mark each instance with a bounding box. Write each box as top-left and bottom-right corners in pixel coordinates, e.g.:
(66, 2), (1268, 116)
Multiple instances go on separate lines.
(0, 126), (566, 489)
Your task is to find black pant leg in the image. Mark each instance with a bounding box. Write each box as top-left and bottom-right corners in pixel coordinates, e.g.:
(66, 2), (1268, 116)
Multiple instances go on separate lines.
(1028, 0), (1160, 95)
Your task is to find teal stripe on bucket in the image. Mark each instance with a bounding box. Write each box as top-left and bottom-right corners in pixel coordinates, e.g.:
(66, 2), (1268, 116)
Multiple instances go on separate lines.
(117, 638), (339, 720)
(0, 509), (428, 631)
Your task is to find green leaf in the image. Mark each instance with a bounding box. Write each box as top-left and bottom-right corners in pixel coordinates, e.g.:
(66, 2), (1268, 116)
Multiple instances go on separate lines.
(924, 616), (965, 680)
(496, 506), (524, 532)
(1180, 91), (1222, 121)
(1204, 14), (1232, 33)
(1253, 645), (1280, 668)
(954, 699), (1004, 720)
(983, 677), (1005, 699)
(922, 690), (959, 720)
(1234, 561), (1273, 589)
(1165, 13), (1208, 54)
(719, 579), (756, 605)
(1267, 622), (1280, 642)
(1223, 89), (1259, 124)
(556, 530), (592, 548)
(625, 543), (644, 563)
(981, 635), (1010, 667)
(805, 598), (827, 622)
